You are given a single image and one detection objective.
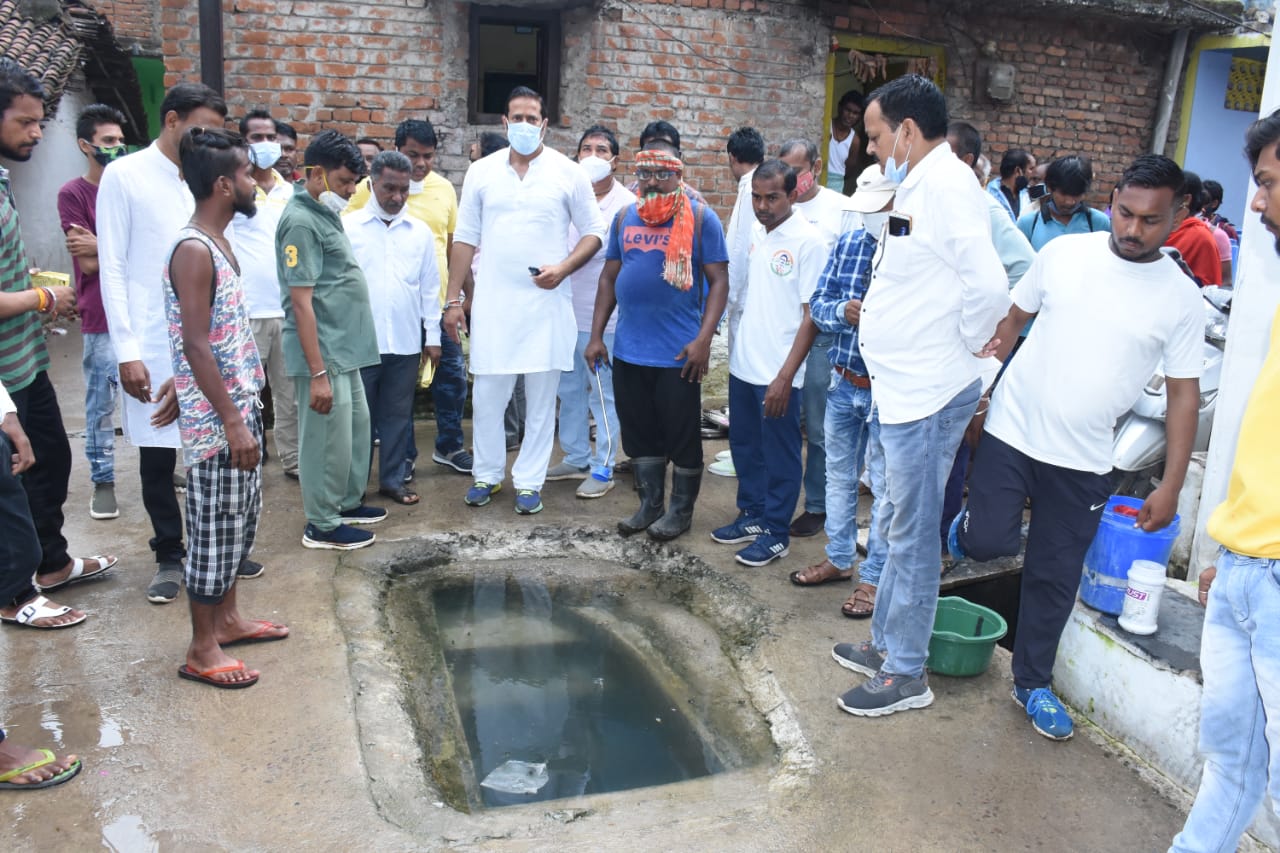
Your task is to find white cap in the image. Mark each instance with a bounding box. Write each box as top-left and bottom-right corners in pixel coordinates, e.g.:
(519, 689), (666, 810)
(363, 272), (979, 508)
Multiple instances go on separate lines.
(842, 164), (899, 213)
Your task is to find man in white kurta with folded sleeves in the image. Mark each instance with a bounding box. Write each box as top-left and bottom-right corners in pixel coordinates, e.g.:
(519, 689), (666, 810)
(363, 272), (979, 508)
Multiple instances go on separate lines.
(442, 86), (606, 515)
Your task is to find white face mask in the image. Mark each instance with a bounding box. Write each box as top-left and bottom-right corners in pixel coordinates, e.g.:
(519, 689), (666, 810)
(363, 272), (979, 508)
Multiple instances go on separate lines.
(409, 178), (425, 195)
(366, 188), (404, 223)
(507, 121), (543, 156)
(579, 155), (614, 184)
(317, 171), (348, 215)
(249, 140), (282, 170)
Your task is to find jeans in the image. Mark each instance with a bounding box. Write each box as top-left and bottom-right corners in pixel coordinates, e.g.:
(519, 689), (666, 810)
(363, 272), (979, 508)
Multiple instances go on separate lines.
(1171, 550), (1280, 853)
(870, 379), (982, 678)
(859, 411), (889, 587)
(800, 333), (832, 514)
(295, 369), (371, 531)
(361, 353), (420, 492)
(557, 331), (619, 477)
(0, 432), (40, 608)
(822, 371), (873, 571)
(81, 332), (117, 484)
(728, 374), (803, 537)
(431, 317), (467, 455)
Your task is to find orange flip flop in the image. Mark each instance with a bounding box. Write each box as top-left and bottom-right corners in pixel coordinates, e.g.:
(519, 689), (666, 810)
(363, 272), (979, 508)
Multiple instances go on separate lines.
(222, 620), (289, 647)
(178, 660), (259, 689)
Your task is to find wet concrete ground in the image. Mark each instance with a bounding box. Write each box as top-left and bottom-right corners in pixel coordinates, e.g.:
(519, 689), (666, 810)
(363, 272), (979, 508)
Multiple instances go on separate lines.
(3, 330), (1197, 851)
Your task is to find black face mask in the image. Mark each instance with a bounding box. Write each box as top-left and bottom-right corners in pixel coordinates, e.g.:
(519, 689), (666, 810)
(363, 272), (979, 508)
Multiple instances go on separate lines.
(90, 144), (125, 168)
(1014, 175), (1029, 193)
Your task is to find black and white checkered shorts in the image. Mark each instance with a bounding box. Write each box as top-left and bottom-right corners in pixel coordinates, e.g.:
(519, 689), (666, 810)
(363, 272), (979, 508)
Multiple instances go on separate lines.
(184, 410), (263, 603)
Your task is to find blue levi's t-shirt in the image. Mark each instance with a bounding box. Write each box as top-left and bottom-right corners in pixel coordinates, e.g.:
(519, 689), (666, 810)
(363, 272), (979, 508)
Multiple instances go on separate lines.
(607, 200), (729, 367)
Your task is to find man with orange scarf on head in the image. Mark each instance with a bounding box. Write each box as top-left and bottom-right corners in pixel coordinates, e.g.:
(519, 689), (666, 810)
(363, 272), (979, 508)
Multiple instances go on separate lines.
(585, 146), (729, 541)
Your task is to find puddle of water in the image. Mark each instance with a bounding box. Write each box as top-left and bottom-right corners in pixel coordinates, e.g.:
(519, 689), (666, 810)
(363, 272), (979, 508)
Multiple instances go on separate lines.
(101, 814), (159, 853)
(434, 579), (721, 809)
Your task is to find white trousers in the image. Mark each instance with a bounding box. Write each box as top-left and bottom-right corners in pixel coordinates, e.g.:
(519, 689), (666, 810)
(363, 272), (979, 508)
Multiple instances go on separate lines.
(472, 370), (560, 490)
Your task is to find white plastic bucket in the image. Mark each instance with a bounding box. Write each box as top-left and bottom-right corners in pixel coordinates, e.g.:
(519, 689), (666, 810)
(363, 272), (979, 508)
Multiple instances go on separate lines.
(1118, 559), (1167, 636)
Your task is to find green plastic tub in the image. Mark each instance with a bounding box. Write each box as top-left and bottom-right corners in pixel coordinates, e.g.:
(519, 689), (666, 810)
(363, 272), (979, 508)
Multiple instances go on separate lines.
(927, 596), (1008, 677)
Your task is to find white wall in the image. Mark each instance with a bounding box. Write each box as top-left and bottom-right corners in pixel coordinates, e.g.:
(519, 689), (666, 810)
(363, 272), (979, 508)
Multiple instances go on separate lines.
(7, 80), (92, 274)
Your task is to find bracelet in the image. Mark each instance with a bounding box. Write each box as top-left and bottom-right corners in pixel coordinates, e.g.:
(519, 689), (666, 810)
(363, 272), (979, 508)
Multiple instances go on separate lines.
(443, 299), (463, 309)
(311, 369), (328, 379)
(33, 287), (47, 312)
(44, 287), (56, 315)
(974, 407), (988, 417)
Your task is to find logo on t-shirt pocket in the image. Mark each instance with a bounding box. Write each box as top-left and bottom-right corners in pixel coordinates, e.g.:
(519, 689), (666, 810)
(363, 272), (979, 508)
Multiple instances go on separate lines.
(770, 250), (795, 276)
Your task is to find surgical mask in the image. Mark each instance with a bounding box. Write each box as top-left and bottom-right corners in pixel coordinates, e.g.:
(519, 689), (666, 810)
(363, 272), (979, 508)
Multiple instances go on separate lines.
(1048, 197), (1082, 217)
(861, 211), (889, 236)
(409, 178), (425, 195)
(579, 155), (613, 184)
(1014, 175), (1029, 193)
(884, 126), (911, 184)
(795, 169), (815, 197)
(366, 190), (403, 224)
(318, 172), (348, 215)
(507, 121), (543, 156)
(90, 144), (125, 168)
(249, 140), (282, 170)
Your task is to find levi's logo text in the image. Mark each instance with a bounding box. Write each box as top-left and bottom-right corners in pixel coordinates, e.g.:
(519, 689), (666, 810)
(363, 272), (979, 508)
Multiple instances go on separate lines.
(770, 250), (795, 276)
(622, 224), (671, 251)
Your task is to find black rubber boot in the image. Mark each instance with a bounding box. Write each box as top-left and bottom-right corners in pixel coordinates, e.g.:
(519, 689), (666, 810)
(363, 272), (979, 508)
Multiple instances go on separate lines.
(647, 465), (701, 541)
(618, 457), (666, 536)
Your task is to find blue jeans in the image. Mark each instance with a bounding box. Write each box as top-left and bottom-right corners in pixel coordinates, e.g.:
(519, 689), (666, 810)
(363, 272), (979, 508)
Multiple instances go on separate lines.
(431, 317), (467, 455)
(869, 380), (982, 678)
(82, 332), (117, 484)
(557, 331), (619, 477)
(728, 374), (803, 537)
(1172, 549), (1280, 853)
(822, 371), (873, 571)
(859, 411), (888, 586)
(361, 353), (420, 492)
(800, 333), (832, 514)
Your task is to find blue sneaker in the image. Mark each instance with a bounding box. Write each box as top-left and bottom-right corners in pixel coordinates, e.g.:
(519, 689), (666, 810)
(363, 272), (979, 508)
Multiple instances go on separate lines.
(302, 523), (376, 550)
(711, 515), (768, 544)
(340, 504), (388, 525)
(464, 481), (501, 507)
(946, 510), (967, 561)
(514, 489), (543, 515)
(735, 533), (790, 567)
(1013, 686), (1074, 740)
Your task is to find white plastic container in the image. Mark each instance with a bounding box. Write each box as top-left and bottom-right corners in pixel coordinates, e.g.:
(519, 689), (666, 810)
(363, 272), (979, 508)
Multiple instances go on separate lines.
(1118, 559), (1167, 636)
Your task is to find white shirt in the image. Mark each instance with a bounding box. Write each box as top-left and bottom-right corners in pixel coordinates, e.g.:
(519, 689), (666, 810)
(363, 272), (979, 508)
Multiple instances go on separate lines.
(97, 142), (192, 448)
(828, 129), (854, 179)
(725, 167), (757, 318)
(231, 171), (293, 320)
(0, 377), (13, 417)
(455, 146), (607, 374)
(794, 185), (846, 251)
(730, 213), (825, 388)
(987, 232), (1204, 474)
(568, 179), (635, 334)
(342, 206), (442, 355)
(857, 143), (1010, 424)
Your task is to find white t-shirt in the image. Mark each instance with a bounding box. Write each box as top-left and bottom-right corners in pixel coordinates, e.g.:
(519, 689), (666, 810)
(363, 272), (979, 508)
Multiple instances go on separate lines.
(986, 231), (1204, 474)
(568, 179), (635, 334)
(231, 171), (293, 320)
(730, 213), (825, 388)
(794, 186), (846, 251)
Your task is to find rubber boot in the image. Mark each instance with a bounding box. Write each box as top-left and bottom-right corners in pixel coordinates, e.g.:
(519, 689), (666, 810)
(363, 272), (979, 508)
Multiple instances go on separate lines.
(618, 457), (666, 536)
(647, 465), (701, 541)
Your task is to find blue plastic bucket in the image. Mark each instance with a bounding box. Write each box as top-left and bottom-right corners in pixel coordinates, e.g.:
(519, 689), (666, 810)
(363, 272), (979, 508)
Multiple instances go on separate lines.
(1080, 495), (1180, 615)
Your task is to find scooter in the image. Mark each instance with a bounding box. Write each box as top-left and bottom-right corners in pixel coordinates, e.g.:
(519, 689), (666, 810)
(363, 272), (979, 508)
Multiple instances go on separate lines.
(1110, 284), (1231, 497)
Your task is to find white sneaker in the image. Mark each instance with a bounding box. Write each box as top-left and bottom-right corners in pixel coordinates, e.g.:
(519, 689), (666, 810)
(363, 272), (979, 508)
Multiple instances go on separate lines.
(576, 476), (615, 498)
(547, 461), (590, 481)
(707, 458), (736, 477)
(714, 449), (732, 462)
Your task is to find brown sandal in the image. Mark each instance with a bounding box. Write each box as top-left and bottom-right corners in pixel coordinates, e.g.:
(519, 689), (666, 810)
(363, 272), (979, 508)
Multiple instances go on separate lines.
(840, 583), (877, 619)
(789, 559), (855, 587)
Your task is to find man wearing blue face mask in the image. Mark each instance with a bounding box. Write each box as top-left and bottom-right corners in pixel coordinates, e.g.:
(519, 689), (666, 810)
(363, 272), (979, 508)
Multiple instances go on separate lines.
(229, 110), (299, 482)
(58, 104), (128, 521)
(1017, 154), (1111, 250)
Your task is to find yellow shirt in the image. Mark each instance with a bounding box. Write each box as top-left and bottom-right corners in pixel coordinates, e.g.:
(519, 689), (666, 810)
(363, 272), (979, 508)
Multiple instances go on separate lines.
(346, 170), (457, 301)
(1207, 305), (1280, 558)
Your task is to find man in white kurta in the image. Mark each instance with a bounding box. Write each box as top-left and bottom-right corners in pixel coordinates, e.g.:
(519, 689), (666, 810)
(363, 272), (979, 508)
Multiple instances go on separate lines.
(442, 87), (606, 514)
(97, 83), (229, 603)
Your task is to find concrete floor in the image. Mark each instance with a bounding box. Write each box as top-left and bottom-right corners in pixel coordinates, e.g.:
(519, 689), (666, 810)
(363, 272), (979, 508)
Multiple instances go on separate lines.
(3, 329), (1195, 851)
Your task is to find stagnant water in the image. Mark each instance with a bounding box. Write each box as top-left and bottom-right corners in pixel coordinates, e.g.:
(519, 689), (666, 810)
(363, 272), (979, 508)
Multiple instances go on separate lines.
(433, 579), (721, 808)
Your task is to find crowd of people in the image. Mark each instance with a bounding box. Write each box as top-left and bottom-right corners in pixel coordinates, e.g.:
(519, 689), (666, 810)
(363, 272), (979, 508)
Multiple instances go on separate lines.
(1, 56), (1279, 853)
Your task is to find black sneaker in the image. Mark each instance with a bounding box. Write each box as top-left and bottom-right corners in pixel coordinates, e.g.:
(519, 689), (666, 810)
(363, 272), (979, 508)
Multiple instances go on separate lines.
(831, 641), (885, 677)
(340, 504), (388, 525)
(146, 564), (183, 604)
(237, 559), (265, 580)
(302, 523), (375, 550)
(789, 511), (826, 538)
(837, 670), (934, 717)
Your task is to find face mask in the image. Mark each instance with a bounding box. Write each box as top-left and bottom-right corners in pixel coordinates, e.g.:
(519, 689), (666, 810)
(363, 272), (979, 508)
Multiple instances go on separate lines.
(248, 141), (281, 170)
(366, 189), (403, 223)
(1014, 175), (1029, 193)
(89, 144), (125, 168)
(318, 172), (348, 215)
(408, 178), (425, 195)
(507, 121), (543, 156)
(579, 155), (613, 184)
(884, 126), (911, 184)
(1048, 197), (1082, 217)
(861, 211), (889, 236)
(794, 169), (815, 197)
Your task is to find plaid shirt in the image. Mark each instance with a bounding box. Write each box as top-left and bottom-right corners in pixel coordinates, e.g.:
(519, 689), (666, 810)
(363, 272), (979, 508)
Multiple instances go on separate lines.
(808, 227), (877, 377)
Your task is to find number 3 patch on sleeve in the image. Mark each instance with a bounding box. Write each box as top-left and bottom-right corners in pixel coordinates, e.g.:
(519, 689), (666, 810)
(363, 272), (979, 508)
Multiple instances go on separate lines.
(284, 245), (298, 268)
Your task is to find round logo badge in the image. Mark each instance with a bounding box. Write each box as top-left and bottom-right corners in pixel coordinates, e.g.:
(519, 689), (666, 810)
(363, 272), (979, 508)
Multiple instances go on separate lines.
(770, 250), (795, 276)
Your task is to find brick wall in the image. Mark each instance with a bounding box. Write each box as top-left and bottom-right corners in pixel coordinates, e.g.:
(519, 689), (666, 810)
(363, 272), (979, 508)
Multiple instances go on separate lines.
(94, 0), (159, 50)
(136, 0), (1188, 218)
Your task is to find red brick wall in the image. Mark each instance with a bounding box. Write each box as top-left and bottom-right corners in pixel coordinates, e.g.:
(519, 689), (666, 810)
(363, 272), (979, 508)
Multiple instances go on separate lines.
(94, 0), (159, 50)
(136, 0), (1184, 218)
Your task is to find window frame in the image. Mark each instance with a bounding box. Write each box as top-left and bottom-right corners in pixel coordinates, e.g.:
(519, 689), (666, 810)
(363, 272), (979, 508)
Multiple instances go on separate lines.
(468, 5), (562, 125)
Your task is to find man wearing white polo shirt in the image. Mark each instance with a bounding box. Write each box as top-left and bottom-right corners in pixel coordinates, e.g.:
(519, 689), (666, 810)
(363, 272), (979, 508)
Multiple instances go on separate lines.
(442, 86), (605, 515)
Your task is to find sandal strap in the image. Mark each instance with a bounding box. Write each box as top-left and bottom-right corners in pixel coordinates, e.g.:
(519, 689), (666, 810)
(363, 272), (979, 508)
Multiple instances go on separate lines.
(16, 596), (71, 625)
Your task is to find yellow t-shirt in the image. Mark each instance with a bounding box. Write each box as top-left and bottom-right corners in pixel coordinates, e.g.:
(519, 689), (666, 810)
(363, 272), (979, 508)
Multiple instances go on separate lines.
(345, 170), (457, 301)
(1207, 305), (1280, 558)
